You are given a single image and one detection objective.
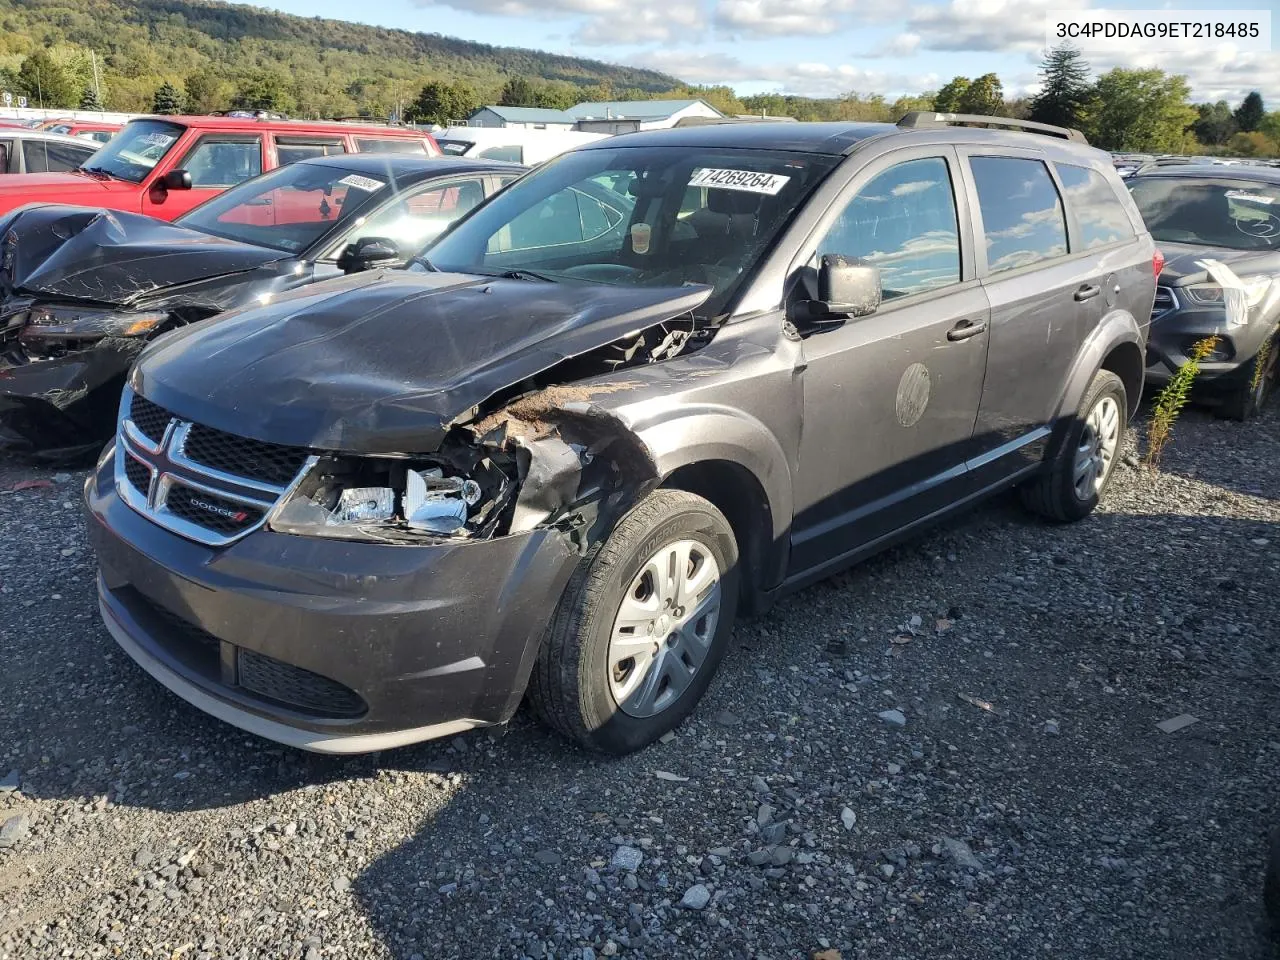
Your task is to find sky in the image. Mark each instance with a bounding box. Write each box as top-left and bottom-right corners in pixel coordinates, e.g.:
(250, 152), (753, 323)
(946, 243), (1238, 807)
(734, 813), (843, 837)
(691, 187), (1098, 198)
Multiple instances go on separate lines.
(260, 0), (1280, 105)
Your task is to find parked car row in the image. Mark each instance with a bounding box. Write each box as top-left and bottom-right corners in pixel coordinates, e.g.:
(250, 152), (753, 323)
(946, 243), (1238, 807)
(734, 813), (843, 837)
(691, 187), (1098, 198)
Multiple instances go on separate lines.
(1, 110), (1273, 765)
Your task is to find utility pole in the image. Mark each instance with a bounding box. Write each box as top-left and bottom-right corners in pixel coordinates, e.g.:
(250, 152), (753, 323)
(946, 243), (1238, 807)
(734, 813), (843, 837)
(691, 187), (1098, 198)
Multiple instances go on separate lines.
(35, 65), (42, 109)
(91, 50), (102, 110)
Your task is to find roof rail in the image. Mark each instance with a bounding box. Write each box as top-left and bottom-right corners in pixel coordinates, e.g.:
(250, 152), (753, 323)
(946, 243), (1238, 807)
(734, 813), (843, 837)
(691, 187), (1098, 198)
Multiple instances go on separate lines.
(897, 112), (1088, 144)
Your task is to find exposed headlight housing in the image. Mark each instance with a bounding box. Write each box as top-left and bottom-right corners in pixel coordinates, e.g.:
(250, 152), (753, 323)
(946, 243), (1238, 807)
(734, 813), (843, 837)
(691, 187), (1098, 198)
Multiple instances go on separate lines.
(269, 454), (512, 543)
(1183, 276), (1272, 310)
(22, 305), (169, 339)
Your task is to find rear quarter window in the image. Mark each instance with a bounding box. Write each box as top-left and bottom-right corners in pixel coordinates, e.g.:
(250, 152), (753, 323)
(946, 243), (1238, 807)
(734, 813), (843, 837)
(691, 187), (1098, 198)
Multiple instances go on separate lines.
(1055, 163), (1136, 250)
(23, 139), (95, 173)
(355, 138), (428, 155)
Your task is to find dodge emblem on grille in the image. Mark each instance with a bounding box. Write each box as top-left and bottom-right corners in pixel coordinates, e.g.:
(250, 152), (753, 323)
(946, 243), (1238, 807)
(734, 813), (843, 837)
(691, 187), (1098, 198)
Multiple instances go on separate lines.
(190, 498), (250, 522)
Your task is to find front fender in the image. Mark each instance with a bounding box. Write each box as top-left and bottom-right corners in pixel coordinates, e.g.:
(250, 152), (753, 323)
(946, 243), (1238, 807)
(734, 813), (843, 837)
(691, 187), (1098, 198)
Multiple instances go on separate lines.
(633, 403), (793, 577)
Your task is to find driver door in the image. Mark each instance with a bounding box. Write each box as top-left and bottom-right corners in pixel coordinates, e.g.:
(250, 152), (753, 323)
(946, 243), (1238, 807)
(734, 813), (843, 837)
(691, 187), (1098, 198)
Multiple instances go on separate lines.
(789, 147), (991, 575)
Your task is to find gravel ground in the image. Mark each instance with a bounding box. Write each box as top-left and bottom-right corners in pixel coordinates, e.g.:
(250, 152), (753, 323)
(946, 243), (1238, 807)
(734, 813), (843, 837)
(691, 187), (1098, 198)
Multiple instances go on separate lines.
(0, 405), (1278, 960)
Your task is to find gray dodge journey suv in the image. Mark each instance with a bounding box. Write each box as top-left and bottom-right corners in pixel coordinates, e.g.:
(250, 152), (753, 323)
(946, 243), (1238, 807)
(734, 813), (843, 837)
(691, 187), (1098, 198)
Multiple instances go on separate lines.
(86, 114), (1158, 755)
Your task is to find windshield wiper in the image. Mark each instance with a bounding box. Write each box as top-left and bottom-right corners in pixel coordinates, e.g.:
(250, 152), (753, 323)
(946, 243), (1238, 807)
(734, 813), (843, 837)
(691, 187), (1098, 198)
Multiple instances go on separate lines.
(496, 269), (556, 283)
(77, 165), (115, 180)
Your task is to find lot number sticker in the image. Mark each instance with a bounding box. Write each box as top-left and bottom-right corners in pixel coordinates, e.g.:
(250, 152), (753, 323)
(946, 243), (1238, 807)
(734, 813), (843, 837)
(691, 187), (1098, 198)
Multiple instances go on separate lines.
(688, 168), (790, 195)
(338, 174), (385, 192)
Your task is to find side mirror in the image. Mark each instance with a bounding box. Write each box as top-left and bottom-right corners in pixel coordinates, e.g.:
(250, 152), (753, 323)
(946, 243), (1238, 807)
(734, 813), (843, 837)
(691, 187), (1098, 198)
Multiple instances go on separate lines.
(161, 169), (192, 191)
(337, 236), (401, 273)
(817, 255), (881, 318)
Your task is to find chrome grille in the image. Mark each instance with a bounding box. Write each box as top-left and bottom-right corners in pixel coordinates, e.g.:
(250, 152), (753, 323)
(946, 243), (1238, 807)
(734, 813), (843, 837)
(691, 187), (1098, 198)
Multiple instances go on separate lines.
(1151, 286), (1178, 322)
(116, 386), (315, 547)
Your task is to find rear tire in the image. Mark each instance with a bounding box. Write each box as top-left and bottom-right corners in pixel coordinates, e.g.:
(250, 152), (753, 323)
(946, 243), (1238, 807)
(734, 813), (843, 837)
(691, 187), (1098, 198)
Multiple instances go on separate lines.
(528, 489), (740, 755)
(1021, 369), (1126, 523)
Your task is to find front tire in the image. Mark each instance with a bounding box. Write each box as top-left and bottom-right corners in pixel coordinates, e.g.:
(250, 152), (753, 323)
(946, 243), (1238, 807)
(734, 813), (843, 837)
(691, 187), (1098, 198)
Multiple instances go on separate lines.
(1021, 369), (1126, 523)
(528, 489), (740, 755)
(1215, 359), (1271, 422)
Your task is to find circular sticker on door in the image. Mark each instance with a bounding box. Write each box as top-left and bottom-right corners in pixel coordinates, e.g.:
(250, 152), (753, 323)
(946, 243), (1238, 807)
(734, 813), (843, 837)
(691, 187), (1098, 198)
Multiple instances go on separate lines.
(895, 362), (931, 427)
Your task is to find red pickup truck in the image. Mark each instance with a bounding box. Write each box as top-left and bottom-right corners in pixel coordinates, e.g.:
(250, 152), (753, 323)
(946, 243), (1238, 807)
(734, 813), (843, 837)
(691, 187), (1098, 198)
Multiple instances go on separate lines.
(0, 115), (438, 220)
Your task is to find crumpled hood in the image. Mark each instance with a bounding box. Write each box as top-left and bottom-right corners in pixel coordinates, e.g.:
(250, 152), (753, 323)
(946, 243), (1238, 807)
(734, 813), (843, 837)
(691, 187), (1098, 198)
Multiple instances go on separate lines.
(0, 205), (282, 305)
(1157, 241), (1280, 285)
(133, 269), (712, 454)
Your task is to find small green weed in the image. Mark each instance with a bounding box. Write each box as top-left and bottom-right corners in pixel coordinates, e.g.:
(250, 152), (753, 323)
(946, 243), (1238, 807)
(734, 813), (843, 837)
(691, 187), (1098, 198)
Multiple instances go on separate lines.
(1144, 335), (1219, 468)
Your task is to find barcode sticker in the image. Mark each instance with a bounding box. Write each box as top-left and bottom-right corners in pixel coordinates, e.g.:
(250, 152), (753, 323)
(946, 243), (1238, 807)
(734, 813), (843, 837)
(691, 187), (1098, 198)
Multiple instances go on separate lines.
(688, 168), (790, 195)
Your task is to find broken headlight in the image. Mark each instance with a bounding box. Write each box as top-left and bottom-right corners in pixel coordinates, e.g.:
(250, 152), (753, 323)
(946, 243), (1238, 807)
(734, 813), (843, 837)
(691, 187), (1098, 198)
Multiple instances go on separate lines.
(268, 455), (511, 543)
(22, 305), (169, 339)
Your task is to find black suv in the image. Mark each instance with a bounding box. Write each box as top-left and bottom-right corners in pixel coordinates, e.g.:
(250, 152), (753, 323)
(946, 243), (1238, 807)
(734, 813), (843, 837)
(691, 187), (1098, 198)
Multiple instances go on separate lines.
(86, 114), (1157, 755)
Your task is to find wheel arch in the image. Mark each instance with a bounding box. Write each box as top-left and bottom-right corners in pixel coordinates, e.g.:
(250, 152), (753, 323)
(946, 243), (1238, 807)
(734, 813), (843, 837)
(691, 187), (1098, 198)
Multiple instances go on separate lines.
(1051, 310), (1145, 459)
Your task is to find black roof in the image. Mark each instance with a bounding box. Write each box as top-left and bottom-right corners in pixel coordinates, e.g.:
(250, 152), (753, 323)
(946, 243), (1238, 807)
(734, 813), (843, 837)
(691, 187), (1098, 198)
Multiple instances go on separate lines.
(579, 119), (1107, 159)
(296, 153), (526, 180)
(1129, 163), (1280, 185)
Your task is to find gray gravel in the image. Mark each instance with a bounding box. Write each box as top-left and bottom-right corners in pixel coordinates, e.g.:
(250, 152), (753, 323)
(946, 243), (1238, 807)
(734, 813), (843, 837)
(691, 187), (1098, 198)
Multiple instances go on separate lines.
(1, 406), (1278, 960)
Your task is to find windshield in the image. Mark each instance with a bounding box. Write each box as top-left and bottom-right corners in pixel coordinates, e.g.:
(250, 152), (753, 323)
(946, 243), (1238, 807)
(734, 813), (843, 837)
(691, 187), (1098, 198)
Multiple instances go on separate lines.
(82, 119), (185, 183)
(1129, 176), (1280, 251)
(177, 161), (390, 253)
(420, 145), (840, 316)
(436, 139), (473, 156)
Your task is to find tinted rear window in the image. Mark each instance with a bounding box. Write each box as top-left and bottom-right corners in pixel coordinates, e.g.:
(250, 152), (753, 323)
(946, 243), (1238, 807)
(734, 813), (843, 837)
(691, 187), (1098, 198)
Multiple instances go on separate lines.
(970, 157), (1068, 274)
(23, 139), (94, 173)
(276, 139), (347, 166)
(1056, 163), (1135, 250)
(477, 144), (522, 162)
(355, 138), (427, 155)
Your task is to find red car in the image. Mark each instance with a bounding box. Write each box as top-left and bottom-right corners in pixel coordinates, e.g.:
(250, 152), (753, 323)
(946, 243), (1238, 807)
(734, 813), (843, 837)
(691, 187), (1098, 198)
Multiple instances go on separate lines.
(42, 120), (122, 144)
(0, 115), (439, 220)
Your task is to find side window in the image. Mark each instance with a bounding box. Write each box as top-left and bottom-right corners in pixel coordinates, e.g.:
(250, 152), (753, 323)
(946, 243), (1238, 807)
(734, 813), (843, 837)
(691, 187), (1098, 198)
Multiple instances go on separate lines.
(0, 141), (9, 173)
(21, 140), (91, 173)
(354, 138), (427, 155)
(1055, 163), (1136, 250)
(477, 144), (522, 162)
(341, 177), (487, 253)
(816, 157), (961, 300)
(970, 157), (1068, 273)
(500, 187), (624, 252)
(275, 139), (347, 166)
(180, 138), (263, 188)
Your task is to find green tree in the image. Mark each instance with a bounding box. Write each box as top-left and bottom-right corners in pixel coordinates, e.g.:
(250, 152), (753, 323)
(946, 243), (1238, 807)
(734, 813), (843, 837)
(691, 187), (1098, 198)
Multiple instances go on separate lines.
(958, 73), (1004, 116)
(498, 75), (538, 107)
(151, 80), (184, 115)
(184, 70), (233, 115)
(1192, 101), (1236, 146)
(1086, 69), (1197, 152)
(1259, 111), (1280, 143)
(17, 49), (78, 108)
(1029, 44), (1091, 129)
(232, 71), (294, 114)
(532, 81), (577, 110)
(1234, 91), (1264, 132)
(933, 76), (970, 113)
(1226, 131), (1274, 157)
(407, 80), (478, 125)
(79, 85), (104, 111)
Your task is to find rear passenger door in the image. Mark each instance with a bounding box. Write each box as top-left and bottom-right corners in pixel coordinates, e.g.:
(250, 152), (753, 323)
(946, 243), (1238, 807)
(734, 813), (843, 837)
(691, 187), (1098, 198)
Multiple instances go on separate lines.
(962, 151), (1096, 480)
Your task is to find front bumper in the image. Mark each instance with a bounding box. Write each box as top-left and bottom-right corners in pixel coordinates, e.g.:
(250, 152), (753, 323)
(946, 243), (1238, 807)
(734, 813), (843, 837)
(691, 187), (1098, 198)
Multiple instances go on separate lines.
(1144, 293), (1274, 388)
(85, 454), (581, 753)
(0, 337), (142, 456)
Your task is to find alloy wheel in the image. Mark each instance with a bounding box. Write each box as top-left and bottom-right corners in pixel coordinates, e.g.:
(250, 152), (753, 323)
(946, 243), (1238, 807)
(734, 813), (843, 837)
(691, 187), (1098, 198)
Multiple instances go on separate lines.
(1073, 394), (1120, 501)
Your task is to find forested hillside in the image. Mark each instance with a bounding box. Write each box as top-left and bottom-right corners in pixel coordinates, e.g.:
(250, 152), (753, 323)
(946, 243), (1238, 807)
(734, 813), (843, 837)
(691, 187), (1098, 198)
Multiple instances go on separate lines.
(0, 0), (681, 116)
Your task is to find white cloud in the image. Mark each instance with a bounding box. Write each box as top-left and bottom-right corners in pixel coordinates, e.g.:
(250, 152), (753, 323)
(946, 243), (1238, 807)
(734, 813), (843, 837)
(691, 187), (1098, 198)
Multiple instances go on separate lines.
(907, 0), (1089, 53)
(575, 4), (704, 43)
(1086, 48), (1280, 106)
(714, 0), (898, 37)
(632, 48), (940, 97)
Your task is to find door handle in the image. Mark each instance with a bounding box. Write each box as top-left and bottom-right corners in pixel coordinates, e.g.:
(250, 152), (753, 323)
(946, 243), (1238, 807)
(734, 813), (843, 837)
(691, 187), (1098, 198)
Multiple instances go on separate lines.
(947, 318), (987, 342)
(1074, 283), (1102, 301)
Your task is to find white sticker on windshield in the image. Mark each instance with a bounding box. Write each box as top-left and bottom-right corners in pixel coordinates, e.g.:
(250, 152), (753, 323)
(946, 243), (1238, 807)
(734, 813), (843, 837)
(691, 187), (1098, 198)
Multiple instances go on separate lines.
(688, 168), (790, 195)
(338, 174), (385, 192)
(139, 133), (175, 147)
(1225, 190), (1275, 205)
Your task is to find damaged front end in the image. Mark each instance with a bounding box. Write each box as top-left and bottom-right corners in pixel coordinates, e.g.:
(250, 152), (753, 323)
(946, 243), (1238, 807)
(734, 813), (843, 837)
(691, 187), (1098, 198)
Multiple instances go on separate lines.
(269, 389), (664, 552)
